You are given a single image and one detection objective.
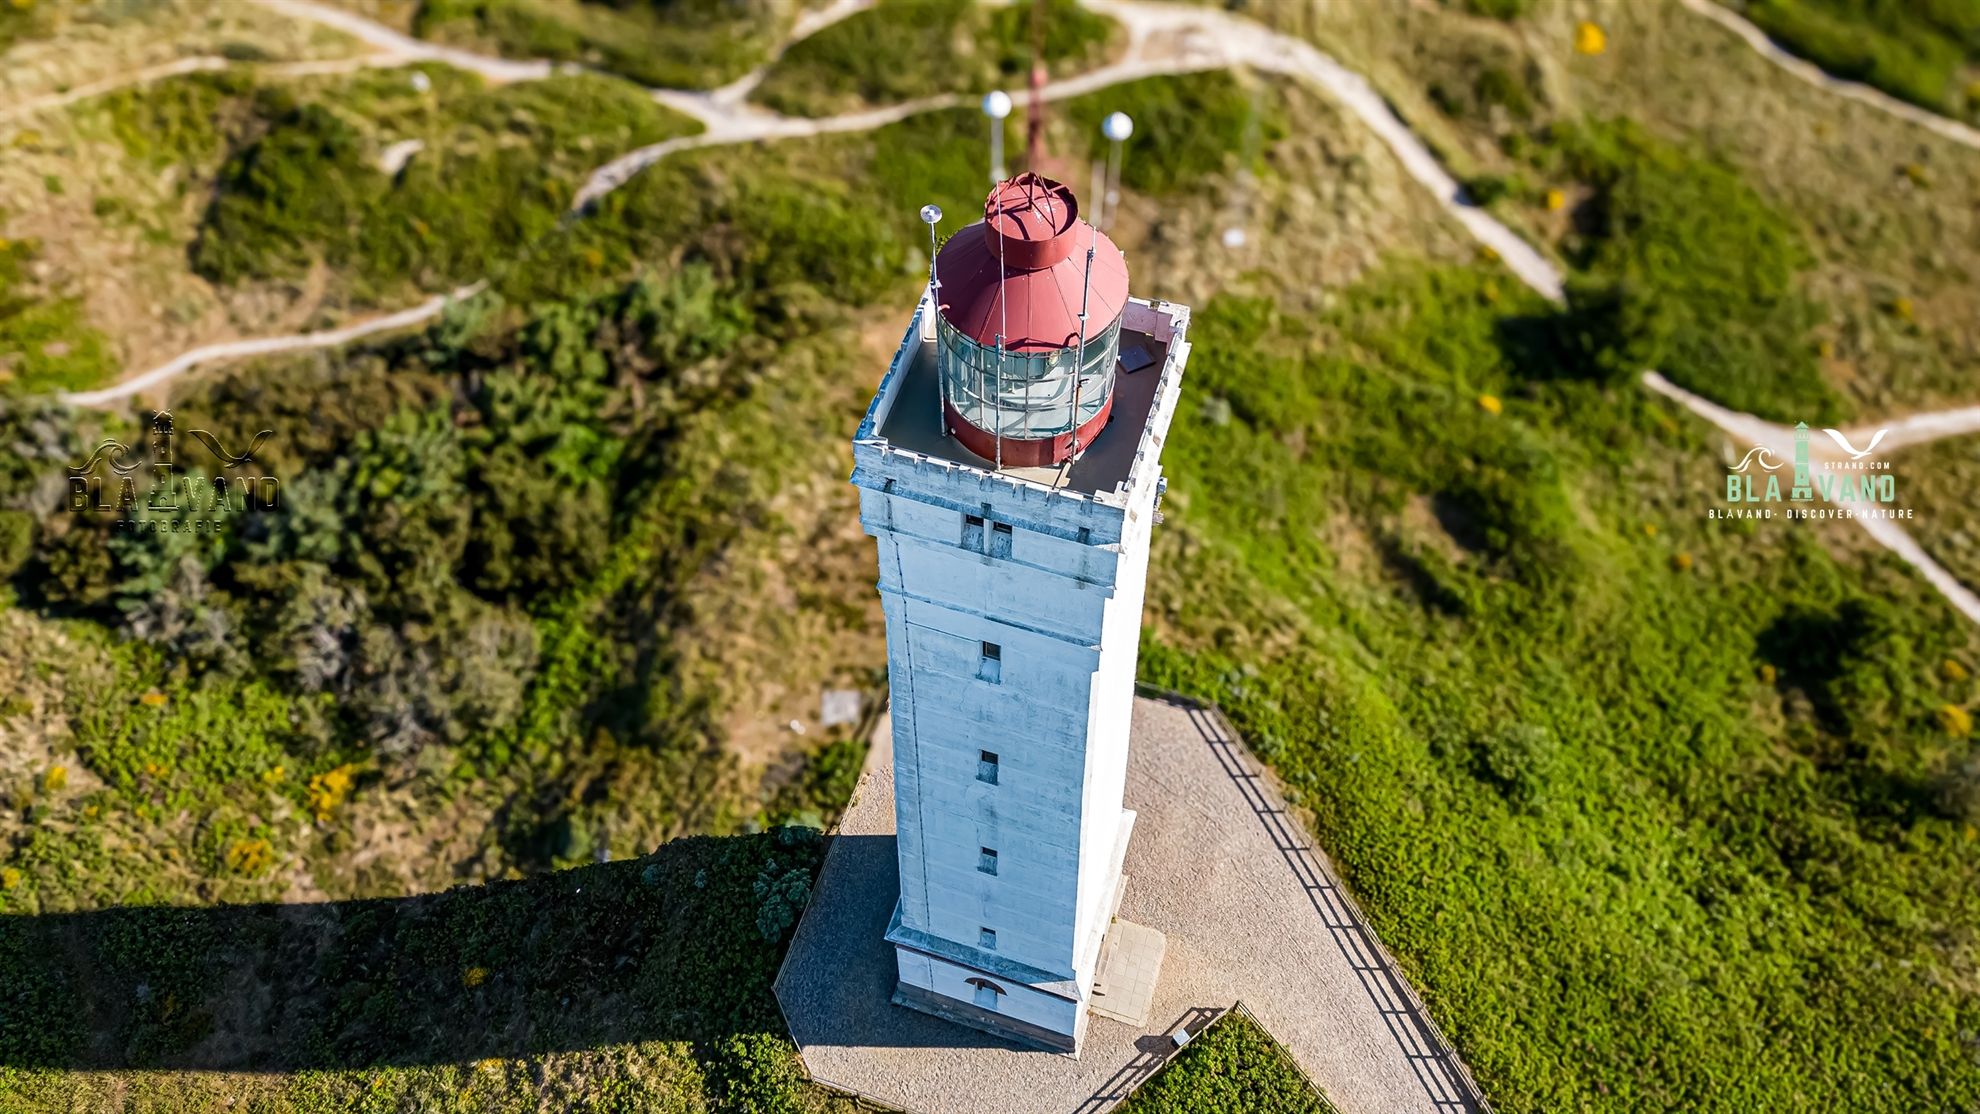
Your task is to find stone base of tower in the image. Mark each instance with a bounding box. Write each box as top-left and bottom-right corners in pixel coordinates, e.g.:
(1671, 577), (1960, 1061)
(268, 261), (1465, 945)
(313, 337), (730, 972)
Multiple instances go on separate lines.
(890, 980), (1082, 1054)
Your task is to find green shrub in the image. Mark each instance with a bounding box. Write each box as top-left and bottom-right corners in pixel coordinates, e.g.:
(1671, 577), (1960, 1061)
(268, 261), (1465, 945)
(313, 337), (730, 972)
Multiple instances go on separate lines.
(1143, 260), (1980, 1112)
(1118, 1009), (1334, 1113)
(1543, 119), (1844, 423)
(1063, 70), (1287, 195)
(0, 234), (112, 394)
(751, 0), (1120, 117)
(413, 0), (790, 89)
(1742, 0), (1979, 117)
(192, 74), (699, 301)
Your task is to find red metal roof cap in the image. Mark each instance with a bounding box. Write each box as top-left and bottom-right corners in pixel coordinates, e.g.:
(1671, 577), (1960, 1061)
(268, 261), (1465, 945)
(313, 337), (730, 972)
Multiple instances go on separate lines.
(984, 173), (1079, 270)
(934, 176), (1128, 354)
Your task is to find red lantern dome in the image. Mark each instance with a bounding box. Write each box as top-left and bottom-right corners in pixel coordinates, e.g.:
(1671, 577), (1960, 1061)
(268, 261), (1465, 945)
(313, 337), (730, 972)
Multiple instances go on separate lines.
(931, 174), (1129, 467)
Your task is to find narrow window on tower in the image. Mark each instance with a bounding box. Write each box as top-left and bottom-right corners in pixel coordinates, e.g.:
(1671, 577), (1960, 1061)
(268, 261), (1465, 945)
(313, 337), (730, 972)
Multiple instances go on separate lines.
(977, 847), (998, 875)
(969, 978), (1004, 1010)
(989, 521), (1013, 558)
(978, 641), (1002, 684)
(962, 513), (985, 551)
(977, 750), (999, 785)
(979, 927), (997, 950)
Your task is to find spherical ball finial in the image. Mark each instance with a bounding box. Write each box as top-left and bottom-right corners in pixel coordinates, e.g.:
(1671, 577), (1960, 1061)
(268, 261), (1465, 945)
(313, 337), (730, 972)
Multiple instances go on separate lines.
(919, 204), (943, 226)
(1102, 111), (1134, 142)
(982, 90), (1014, 119)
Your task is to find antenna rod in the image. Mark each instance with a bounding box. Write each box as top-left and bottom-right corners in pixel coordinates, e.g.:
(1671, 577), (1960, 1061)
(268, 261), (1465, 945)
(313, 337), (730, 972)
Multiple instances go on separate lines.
(1099, 113), (1134, 230)
(1070, 240), (1095, 460)
(920, 204), (946, 437)
(982, 91), (1012, 186)
(1025, 0), (1046, 171)
(994, 190), (1008, 471)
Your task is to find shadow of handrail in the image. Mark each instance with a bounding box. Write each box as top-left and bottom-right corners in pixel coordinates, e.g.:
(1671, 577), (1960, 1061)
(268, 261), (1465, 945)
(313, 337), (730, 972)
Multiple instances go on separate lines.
(1135, 684), (1493, 1114)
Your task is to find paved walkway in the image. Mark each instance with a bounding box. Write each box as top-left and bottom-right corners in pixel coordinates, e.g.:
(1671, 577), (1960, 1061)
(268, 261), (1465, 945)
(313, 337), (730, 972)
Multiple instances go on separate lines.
(775, 696), (1485, 1114)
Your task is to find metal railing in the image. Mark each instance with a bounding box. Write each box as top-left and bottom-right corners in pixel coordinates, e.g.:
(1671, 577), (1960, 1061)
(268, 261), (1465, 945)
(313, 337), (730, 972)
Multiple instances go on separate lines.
(1226, 999), (1341, 1113)
(1137, 684), (1497, 1114)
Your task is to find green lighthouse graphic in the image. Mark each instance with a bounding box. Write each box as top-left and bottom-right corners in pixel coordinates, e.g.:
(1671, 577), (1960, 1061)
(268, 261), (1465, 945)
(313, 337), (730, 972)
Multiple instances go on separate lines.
(1790, 422), (1813, 501)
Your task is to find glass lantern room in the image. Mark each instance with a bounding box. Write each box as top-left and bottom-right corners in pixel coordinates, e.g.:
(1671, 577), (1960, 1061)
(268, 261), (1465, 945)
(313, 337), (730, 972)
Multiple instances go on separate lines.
(937, 315), (1121, 443)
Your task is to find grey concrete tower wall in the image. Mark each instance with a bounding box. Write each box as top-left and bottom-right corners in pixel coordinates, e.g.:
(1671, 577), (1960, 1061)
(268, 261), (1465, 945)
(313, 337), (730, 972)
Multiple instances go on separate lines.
(850, 295), (1188, 1050)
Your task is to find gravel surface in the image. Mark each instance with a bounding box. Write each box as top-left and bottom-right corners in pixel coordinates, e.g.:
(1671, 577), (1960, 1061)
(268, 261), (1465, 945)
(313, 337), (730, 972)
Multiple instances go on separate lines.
(775, 696), (1485, 1114)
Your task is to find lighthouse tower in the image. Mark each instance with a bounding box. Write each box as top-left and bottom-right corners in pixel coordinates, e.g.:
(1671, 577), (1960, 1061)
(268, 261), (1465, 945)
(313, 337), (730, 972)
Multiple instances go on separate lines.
(849, 174), (1189, 1053)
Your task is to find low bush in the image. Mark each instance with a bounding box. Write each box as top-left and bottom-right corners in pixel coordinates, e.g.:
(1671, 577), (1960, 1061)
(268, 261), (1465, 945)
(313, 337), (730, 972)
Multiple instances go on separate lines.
(1741, 0), (1979, 118)
(413, 0), (789, 89)
(1537, 118), (1844, 423)
(1118, 1008), (1334, 1114)
(751, 0), (1120, 117)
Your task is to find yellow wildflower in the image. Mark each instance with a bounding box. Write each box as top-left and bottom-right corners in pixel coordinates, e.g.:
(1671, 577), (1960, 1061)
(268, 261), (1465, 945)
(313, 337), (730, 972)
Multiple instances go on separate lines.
(1574, 21), (1606, 55)
(224, 838), (275, 876)
(477, 1058), (503, 1073)
(1477, 394), (1503, 416)
(583, 247), (604, 269)
(1902, 162), (1929, 188)
(306, 763), (360, 823)
(1816, 338), (1834, 358)
(1671, 552), (1693, 572)
(0, 868), (19, 891)
(1641, 523), (1658, 537)
(1943, 658), (1971, 683)
(42, 766), (66, 792)
(1938, 704), (1973, 737)
(462, 966), (489, 988)
(1759, 663), (1777, 685)
(263, 765), (287, 786)
(83, 805), (100, 820)
(139, 689), (168, 708)
(1544, 188), (1566, 211)
(1890, 297), (1914, 322)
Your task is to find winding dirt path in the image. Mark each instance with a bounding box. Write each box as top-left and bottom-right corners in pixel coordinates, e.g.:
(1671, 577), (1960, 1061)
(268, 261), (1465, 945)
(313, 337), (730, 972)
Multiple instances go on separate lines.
(1675, 0), (1980, 152)
(42, 0), (1980, 629)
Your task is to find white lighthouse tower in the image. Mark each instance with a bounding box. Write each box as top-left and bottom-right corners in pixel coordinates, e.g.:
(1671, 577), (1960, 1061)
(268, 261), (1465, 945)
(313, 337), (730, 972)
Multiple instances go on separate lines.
(850, 174), (1189, 1053)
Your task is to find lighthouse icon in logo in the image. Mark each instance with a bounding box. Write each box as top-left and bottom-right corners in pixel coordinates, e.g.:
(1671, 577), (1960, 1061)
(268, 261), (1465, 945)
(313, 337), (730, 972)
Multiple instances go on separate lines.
(1790, 422), (1814, 502)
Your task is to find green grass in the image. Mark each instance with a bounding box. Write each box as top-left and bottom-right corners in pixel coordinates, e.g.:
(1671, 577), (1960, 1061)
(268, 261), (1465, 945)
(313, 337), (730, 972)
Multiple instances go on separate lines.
(412, 0), (795, 90)
(1116, 1008), (1336, 1114)
(750, 0), (1122, 117)
(1142, 262), (1980, 1112)
(0, 828), (850, 1113)
(192, 70), (702, 301)
(0, 228), (112, 393)
(1733, 0), (1980, 120)
(1521, 117), (1845, 424)
(1061, 69), (1288, 196)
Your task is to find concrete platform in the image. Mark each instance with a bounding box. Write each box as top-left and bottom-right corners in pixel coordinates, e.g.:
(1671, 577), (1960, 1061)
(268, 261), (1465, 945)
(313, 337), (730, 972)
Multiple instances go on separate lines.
(1089, 919), (1165, 1027)
(774, 696), (1487, 1114)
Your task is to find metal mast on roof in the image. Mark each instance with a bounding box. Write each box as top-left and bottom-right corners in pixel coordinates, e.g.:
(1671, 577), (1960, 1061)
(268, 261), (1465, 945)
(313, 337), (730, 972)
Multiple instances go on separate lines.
(1100, 112), (1133, 230)
(921, 203), (946, 438)
(982, 91), (1012, 186)
(1070, 238), (1095, 461)
(994, 188), (1007, 470)
(1025, 0), (1046, 171)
